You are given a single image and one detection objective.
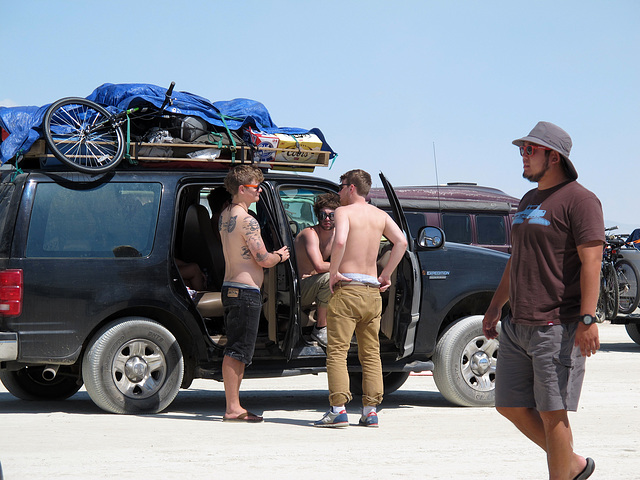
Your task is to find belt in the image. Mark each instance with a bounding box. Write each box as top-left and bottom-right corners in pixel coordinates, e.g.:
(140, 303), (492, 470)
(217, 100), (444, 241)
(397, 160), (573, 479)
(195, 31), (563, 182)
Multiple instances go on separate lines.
(335, 280), (380, 288)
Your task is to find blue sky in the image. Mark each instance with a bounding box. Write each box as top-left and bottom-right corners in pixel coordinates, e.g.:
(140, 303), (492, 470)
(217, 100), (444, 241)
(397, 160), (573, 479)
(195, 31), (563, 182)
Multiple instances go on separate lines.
(2, 0), (639, 233)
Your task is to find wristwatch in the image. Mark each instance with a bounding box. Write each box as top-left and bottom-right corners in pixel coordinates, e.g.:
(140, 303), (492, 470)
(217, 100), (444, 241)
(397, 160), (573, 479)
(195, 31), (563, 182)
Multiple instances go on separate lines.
(580, 314), (596, 325)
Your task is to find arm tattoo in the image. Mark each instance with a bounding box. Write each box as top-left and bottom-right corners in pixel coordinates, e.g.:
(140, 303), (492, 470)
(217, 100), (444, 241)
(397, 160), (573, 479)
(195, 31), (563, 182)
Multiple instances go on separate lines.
(243, 217), (268, 262)
(244, 216), (260, 233)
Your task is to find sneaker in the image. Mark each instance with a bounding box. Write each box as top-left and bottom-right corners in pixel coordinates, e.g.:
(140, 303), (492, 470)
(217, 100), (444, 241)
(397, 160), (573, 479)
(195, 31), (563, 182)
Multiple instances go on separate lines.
(359, 411), (379, 427)
(314, 410), (348, 427)
(311, 326), (327, 347)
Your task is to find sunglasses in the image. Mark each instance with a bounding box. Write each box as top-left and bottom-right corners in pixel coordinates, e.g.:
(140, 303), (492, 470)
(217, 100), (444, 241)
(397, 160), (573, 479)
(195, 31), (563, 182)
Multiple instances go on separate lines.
(339, 183), (350, 190)
(318, 211), (335, 220)
(242, 184), (260, 189)
(519, 145), (552, 156)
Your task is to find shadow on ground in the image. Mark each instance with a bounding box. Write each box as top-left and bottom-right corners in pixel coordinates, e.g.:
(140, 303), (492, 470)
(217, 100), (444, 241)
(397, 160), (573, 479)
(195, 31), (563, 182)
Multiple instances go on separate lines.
(0, 382), (454, 417)
(599, 341), (640, 353)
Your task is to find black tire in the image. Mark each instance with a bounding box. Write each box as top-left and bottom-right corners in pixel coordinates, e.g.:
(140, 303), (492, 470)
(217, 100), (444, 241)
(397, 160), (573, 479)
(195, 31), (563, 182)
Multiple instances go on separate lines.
(0, 365), (82, 401)
(82, 317), (184, 414)
(596, 272), (607, 323)
(603, 263), (619, 321)
(348, 371), (410, 396)
(43, 97), (125, 174)
(616, 259), (639, 314)
(433, 315), (498, 407)
(626, 323), (640, 345)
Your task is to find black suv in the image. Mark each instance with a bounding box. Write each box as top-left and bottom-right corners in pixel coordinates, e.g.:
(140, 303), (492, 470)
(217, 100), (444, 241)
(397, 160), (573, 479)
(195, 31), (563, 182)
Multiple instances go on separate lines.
(0, 167), (509, 413)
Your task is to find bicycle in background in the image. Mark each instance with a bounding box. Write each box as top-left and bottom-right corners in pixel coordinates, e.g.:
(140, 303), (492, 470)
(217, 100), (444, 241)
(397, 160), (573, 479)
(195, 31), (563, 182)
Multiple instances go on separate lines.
(596, 227), (619, 322)
(596, 227), (640, 322)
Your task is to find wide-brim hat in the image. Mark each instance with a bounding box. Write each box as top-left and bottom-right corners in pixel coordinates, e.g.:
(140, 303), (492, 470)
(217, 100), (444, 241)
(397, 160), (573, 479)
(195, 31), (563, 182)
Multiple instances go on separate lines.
(512, 121), (577, 180)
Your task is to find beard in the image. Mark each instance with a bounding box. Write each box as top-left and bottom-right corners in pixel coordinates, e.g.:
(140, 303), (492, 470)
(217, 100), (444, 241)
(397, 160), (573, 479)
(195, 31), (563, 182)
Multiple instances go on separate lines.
(523, 158), (550, 183)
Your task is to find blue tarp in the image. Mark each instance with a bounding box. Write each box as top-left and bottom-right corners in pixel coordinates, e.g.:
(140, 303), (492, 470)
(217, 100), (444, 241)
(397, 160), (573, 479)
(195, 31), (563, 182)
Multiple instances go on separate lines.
(0, 83), (334, 164)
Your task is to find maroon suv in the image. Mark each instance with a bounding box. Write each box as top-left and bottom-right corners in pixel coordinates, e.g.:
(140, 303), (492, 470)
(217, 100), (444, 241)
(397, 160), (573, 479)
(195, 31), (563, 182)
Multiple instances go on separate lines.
(368, 183), (520, 254)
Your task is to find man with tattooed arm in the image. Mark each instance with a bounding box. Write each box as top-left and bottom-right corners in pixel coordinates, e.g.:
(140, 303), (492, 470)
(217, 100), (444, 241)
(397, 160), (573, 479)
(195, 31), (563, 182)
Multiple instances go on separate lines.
(219, 165), (290, 422)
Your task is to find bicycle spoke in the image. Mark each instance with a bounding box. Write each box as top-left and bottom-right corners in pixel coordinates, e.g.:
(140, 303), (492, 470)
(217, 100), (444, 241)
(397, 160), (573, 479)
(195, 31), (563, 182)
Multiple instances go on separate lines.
(43, 98), (124, 174)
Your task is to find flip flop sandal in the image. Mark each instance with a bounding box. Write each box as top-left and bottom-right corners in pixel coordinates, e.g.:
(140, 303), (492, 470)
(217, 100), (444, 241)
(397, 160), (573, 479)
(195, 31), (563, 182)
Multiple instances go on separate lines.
(222, 411), (264, 422)
(573, 457), (595, 480)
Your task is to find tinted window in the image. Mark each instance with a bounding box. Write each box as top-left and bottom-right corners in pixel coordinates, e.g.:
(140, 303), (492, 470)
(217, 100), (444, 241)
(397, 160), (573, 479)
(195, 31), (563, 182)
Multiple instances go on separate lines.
(26, 182), (161, 258)
(0, 183), (15, 242)
(405, 212), (427, 238)
(442, 213), (472, 244)
(477, 214), (506, 245)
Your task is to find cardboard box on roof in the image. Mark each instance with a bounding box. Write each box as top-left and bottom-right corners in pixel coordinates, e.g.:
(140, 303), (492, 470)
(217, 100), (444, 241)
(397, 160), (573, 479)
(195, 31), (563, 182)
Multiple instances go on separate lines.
(244, 127), (279, 162)
(273, 133), (322, 164)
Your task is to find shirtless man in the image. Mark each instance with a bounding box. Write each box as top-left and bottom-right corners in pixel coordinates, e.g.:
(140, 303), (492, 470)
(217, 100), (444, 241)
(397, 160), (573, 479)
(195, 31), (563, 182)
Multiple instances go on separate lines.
(219, 165), (290, 422)
(314, 169), (408, 428)
(293, 192), (341, 346)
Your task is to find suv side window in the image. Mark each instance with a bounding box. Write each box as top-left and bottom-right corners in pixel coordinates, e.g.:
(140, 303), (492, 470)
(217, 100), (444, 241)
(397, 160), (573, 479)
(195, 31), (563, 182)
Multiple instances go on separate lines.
(441, 213), (472, 244)
(279, 186), (330, 235)
(477, 214), (506, 246)
(26, 182), (161, 258)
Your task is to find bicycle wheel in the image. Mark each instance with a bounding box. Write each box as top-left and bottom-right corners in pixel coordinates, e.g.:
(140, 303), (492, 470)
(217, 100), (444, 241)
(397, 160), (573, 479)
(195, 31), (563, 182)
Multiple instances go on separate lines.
(602, 262), (619, 321)
(43, 97), (125, 174)
(616, 259), (640, 314)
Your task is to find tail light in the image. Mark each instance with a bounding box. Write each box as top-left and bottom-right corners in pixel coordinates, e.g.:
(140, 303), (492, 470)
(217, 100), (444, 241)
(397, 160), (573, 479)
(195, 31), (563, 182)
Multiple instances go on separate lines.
(0, 269), (23, 316)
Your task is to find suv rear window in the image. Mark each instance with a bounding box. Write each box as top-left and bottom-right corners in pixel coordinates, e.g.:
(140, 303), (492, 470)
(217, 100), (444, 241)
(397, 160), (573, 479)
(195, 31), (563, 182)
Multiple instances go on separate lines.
(26, 182), (161, 258)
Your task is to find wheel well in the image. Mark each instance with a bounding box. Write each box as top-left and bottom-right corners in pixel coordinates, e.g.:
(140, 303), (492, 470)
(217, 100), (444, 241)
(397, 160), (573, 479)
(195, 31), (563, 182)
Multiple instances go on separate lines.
(438, 292), (499, 337)
(80, 307), (203, 388)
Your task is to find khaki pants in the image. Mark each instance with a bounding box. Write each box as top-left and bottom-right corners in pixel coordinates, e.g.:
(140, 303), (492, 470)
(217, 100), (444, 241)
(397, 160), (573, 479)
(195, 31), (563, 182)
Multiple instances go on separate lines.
(326, 284), (383, 407)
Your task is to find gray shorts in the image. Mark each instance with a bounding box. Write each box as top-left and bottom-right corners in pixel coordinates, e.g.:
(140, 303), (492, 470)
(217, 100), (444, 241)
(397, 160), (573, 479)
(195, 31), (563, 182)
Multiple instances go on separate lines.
(495, 315), (586, 412)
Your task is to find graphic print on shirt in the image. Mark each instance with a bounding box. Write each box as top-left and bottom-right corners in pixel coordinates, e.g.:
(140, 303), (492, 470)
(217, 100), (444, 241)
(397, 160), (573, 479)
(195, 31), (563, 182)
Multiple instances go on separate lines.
(513, 204), (550, 226)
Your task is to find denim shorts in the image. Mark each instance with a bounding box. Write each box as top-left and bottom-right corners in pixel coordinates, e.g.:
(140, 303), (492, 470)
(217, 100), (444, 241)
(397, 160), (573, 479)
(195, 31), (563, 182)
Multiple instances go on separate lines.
(495, 315), (586, 412)
(222, 284), (262, 365)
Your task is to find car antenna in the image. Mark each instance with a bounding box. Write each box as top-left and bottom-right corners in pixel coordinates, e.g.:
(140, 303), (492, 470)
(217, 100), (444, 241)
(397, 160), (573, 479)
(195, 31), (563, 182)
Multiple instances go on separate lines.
(433, 142), (442, 214)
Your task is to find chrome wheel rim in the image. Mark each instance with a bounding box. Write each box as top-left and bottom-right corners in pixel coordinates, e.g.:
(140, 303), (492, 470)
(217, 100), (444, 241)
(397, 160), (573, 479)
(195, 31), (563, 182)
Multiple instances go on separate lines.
(460, 335), (498, 392)
(111, 339), (167, 399)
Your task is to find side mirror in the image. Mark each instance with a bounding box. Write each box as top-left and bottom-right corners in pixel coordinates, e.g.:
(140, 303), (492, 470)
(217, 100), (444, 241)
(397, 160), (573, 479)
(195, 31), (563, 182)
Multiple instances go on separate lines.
(417, 226), (445, 249)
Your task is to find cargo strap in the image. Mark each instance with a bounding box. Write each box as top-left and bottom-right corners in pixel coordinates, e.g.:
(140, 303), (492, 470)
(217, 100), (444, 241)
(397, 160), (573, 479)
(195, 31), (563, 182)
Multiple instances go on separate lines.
(124, 111), (136, 165)
(10, 164), (23, 182)
(329, 152), (338, 169)
(218, 114), (237, 162)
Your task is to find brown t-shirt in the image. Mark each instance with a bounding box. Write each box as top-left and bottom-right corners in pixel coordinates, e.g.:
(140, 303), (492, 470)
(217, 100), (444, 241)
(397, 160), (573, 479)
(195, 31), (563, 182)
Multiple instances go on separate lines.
(510, 180), (604, 326)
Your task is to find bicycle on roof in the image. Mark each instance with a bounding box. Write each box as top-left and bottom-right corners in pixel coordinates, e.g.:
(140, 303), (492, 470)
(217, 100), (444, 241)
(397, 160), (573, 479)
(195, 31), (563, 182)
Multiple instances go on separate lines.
(42, 82), (176, 174)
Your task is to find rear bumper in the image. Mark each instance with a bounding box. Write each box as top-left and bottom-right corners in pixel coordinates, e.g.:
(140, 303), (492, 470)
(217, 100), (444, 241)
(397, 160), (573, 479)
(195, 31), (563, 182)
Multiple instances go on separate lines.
(0, 332), (18, 361)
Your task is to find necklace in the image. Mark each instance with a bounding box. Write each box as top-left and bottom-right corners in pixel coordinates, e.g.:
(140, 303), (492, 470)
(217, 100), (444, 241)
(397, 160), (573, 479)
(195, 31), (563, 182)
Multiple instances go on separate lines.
(230, 202), (248, 213)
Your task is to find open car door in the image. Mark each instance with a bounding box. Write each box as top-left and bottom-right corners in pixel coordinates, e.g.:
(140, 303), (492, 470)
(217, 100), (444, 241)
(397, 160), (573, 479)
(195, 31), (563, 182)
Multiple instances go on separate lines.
(257, 182), (303, 361)
(379, 172), (422, 359)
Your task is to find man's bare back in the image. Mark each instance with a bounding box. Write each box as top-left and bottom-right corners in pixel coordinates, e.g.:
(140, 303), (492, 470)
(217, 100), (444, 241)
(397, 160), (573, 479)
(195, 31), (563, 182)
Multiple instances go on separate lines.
(334, 203), (390, 278)
(330, 177), (407, 293)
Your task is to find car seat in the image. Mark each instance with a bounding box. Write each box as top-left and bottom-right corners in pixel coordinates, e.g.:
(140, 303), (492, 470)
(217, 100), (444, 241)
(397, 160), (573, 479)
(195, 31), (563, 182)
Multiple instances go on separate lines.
(179, 204), (225, 317)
